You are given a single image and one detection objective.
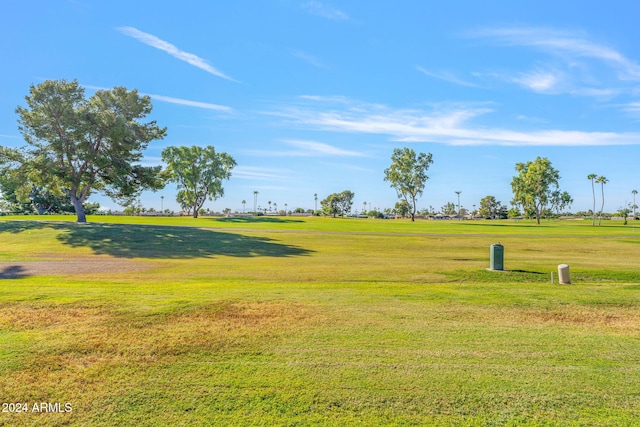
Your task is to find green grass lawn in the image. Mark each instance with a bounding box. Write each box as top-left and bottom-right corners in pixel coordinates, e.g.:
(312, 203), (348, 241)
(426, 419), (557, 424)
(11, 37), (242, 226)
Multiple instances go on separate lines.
(0, 215), (639, 426)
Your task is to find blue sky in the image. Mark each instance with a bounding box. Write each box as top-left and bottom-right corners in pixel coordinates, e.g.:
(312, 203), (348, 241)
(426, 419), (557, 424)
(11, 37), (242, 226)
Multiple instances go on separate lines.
(2, 1), (640, 214)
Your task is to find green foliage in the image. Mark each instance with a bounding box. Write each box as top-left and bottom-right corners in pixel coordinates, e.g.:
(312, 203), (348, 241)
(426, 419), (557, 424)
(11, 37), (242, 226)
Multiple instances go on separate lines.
(511, 157), (569, 225)
(508, 207), (522, 218)
(384, 147), (433, 221)
(0, 148), (98, 215)
(617, 204), (632, 225)
(367, 209), (385, 218)
(320, 190), (354, 217)
(11, 79), (166, 222)
(161, 145), (236, 218)
(479, 195), (508, 219)
(550, 190), (573, 215)
(441, 201), (456, 215)
(393, 200), (410, 217)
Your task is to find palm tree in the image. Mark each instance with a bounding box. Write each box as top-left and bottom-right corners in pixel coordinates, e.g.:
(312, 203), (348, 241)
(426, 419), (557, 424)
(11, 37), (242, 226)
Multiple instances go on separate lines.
(314, 193), (318, 213)
(596, 176), (608, 226)
(632, 189), (638, 219)
(587, 174), (597, 226)
(253, 191), (258, 215)
(241, 199), (246, 213)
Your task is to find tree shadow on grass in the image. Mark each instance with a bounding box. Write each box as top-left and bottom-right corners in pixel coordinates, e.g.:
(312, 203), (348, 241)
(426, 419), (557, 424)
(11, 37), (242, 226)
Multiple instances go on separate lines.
(510, 269), (545, 275)
(0, 265), (30, 279)
(0, 221), (313, 259)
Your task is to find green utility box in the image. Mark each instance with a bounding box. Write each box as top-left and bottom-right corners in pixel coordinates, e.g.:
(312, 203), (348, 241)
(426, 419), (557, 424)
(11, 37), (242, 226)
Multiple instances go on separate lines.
(490, 244), (504, 271)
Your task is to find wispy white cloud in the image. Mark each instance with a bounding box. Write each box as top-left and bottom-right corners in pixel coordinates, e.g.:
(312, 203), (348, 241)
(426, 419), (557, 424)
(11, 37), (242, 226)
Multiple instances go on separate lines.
(116, 26), (239, 82)
(245, 138), (365, 157)
(284, 139), (364, 156)
(514, 114), (549, 125)
(271, 97), (640, 146)
(146, 93), (232, 112)
(416, 66), (479, 87)
(233, 166), (291, 181)
(470, 27), (640, 80)
(570, 87), (621, 98)
(467, 27), (640, 100)
(622, 102), (640, 116)
(291, 49), (329, 69)
(299, 95), (355, 104)
(511, 68), (562, 92)
(302, 1), (349, 21)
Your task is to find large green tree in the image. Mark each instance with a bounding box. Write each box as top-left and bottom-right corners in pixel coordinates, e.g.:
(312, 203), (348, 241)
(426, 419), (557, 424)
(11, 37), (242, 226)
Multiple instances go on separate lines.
(320, 190), (354, 218)
(11, 79), (166, 222)
(384, 148), (433, 222)
(511, 157), (568, 225)
(161, 145), (236, 218)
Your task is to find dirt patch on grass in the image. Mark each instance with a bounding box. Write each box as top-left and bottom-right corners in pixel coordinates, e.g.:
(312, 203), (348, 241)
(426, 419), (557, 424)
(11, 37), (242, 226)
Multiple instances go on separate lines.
(0, 258), (152, 278)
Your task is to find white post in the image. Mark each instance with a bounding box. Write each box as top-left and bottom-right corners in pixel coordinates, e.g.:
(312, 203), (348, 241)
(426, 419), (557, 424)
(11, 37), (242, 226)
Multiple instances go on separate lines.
(558, 264), (571, 284)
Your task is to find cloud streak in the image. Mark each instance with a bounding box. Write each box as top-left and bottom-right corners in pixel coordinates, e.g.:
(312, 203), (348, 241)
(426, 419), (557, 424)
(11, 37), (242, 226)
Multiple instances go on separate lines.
(117, 26), (239, 82)
(146, 93), (232, 112)
(291, 49), (329, 69)
(511, 68), (562, 92)
(465, 27), (640, 101)
(302, 1), (349, 20)
(284, 139), (364, 156)
(246, 139), (365, 157)
(471, 27), (640, 80)
(416, 66), (479, 87)
(233, 166), (291, 181)
(272, 97), (640, 147)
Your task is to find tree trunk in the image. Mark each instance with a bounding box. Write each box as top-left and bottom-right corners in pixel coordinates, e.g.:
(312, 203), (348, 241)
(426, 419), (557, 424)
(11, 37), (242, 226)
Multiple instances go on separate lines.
(591, 181), (596, 226)
(599, 190), (605, 226)
(69, 194), (87, 223)
(410, 197), (416, 222)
